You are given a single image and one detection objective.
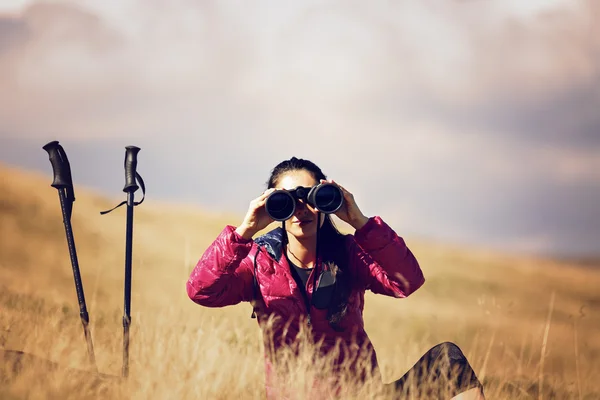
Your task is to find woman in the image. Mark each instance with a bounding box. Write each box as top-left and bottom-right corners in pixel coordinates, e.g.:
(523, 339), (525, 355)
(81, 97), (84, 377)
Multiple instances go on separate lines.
(187, 157), (485, 399)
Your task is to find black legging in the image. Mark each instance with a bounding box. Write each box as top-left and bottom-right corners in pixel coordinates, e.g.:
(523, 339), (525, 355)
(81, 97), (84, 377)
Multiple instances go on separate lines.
(390, 342), (483, 399)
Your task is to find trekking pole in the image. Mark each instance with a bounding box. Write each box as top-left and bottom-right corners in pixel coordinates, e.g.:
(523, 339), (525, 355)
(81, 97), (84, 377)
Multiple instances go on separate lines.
(100, 146), (145, 378)
(42, 140), (97, 372)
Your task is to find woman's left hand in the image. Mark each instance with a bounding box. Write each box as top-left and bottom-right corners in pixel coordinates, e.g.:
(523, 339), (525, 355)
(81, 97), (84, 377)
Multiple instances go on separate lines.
(320, 179), (369, 230)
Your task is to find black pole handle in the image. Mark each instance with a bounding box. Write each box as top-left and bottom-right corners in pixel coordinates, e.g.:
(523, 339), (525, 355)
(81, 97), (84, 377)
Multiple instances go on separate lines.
(99, 145), (144, 215)
(43, 141), (74, 193)
(123, 146), (141, 193)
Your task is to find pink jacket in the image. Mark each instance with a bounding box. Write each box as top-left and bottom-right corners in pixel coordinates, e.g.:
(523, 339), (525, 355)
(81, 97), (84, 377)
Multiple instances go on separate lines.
(187, 216), (425, 398)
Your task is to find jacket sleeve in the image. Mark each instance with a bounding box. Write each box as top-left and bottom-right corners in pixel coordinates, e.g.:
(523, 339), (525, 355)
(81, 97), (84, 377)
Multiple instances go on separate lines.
(348, 216), (425, 298)
(186, 225), (255, 307)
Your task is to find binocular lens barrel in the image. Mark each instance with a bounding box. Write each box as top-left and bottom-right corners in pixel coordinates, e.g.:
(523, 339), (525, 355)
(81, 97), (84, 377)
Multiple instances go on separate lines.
(265, 191), (295, 221)
(312, 185), (343, 213)
(265, 183), (343, 221)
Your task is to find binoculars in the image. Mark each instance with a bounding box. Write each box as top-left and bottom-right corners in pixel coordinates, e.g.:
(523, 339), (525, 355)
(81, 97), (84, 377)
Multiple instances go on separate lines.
(265, 183), (344, 221)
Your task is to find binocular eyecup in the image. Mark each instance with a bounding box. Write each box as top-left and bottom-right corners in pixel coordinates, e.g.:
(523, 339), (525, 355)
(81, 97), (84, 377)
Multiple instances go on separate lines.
(265, 183), (344, 221)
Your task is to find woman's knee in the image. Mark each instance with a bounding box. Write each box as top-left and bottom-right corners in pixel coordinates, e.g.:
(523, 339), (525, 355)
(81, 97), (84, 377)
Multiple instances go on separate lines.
(429, 342), (467, 362)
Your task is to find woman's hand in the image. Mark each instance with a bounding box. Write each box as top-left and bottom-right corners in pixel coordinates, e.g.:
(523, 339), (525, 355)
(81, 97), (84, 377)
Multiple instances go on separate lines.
(235, 189), (276, 240)
(320, 179), (369, 230)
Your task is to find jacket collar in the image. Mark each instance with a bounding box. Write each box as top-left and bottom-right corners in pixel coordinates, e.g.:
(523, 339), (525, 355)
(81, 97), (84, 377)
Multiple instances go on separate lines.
(255, 227), (285, 261)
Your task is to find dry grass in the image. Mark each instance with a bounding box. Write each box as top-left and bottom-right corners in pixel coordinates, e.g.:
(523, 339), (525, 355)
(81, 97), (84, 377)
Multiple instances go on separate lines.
(1, 162), (599, 399)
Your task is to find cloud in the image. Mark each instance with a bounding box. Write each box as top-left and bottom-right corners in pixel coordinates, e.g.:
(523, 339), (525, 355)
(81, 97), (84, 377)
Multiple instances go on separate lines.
(0, 0), (598, 257)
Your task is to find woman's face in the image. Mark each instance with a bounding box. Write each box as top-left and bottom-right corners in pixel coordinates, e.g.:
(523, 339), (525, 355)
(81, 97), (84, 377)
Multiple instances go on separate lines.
(275, 169), (324, 240)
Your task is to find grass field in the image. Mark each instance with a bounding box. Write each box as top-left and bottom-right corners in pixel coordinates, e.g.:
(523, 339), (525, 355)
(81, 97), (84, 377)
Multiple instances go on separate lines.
(1, 162), (599, 399)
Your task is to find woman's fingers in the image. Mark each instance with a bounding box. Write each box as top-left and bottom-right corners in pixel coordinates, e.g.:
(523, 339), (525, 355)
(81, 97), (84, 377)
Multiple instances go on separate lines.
(328, 179), (353, 200)
(254, 188), (276, 206)
(322, 178), (346, 191)
(259, 188), (276, 199)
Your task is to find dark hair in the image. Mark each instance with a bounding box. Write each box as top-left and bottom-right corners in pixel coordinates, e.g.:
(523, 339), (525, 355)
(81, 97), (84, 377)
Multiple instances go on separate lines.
(267, 157), (350, 330)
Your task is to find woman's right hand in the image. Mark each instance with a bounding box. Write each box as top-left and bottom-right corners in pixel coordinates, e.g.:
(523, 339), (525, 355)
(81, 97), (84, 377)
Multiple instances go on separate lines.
(235, 188), (277, 240)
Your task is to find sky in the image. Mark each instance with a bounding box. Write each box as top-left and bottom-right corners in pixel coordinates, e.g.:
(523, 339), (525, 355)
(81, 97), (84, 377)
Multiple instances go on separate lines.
(0, 0), (598, 259)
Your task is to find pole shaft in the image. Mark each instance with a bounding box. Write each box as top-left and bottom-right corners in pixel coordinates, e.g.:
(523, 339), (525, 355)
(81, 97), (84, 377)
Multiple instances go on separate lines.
(124, 195), (134, 317)
(122, 191), (135, 378)
(58, 188), (97, 371)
